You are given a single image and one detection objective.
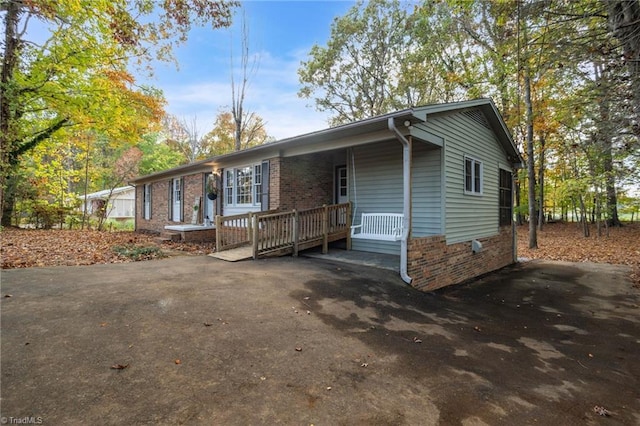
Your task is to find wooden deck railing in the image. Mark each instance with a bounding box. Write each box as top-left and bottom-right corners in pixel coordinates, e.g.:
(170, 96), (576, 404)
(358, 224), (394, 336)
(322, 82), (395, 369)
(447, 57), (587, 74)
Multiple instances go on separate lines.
(215, 210), (277, 252)
(215, 203), (351, 258)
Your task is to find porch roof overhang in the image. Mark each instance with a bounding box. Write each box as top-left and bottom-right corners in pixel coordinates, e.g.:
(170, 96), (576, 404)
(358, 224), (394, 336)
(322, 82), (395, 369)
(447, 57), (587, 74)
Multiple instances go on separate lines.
(209, 109), (420, 168)
(131, 98), (523, 183)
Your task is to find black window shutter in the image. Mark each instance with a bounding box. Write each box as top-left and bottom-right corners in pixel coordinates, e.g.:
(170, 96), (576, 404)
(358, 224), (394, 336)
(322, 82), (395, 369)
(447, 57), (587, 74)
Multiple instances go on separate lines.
(261, 160), (270, 211)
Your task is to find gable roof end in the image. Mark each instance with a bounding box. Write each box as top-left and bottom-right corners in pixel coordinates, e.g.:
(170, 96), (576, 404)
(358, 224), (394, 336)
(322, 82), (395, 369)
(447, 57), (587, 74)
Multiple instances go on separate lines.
(412, 98), (524, 167)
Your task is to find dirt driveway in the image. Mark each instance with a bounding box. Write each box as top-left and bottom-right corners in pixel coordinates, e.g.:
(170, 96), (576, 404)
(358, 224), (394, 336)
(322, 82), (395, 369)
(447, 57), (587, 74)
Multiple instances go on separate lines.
(1, 256), (638, 425)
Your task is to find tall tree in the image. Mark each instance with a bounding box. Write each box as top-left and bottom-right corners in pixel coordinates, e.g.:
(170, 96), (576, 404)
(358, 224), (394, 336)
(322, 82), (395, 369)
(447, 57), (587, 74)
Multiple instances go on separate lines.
(202, 110), (270, 156)
(162, 114), (210, 164)
(298, 0), (413, 125)
(0, 0), (238, 226)
(230, 9), (258, 151)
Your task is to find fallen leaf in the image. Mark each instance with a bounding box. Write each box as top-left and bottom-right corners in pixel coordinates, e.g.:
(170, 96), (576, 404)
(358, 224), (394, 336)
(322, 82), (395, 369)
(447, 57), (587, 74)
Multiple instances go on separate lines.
(100, 322), (108, 327)
(204, 322), (213, 326)
(593, 405), (610, 416)
(361, 363), (368, 367)
(111, 364), (129, 370)
(413, 337), (423, 343)
(474, 326), (481, 332)
(295, 347), (302, 352)
(4, 294), (12, 298)
(175, 359), (181, 364)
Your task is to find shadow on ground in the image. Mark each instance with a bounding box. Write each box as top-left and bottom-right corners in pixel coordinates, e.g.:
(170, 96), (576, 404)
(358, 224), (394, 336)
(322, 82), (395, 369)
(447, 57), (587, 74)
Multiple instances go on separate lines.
(1, 257), (638, 425)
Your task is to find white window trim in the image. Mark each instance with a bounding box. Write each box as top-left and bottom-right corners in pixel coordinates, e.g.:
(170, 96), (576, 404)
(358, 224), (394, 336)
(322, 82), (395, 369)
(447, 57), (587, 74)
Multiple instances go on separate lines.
(464, 155), (483, 196)
(143, 184), (151, 220)
(224, 164), (263, 208)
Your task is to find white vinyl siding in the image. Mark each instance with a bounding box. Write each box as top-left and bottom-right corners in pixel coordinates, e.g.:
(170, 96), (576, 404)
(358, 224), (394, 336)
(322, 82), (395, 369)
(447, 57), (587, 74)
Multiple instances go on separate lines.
(411, 142), (442, 237)
(427, 110), (508, 244)
(349, 141), (403, 255)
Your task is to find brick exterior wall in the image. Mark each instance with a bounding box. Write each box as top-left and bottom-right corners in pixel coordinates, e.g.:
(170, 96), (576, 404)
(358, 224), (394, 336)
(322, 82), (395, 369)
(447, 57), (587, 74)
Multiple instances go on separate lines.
(271, 154), (334, 211)
(268, 157), (281, 211)
(136, 172), (207, 234)
(136, 180), (169, 234)
(408, 226), (514, 291)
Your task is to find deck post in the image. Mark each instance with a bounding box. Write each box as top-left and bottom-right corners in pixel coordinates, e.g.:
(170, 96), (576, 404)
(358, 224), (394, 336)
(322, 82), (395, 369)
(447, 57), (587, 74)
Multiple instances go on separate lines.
(247, 212), (253, 241)
(322, 204), (329, 254)
(293, 210), (299, 257)
(346, 202), (352, 250)
(215, 215), (222, 251)
(252, 214), (259, 259)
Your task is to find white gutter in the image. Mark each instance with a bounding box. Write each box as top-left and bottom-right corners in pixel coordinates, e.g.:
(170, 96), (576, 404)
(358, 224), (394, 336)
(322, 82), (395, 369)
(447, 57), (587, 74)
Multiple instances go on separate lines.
(388, 117), (413, 284)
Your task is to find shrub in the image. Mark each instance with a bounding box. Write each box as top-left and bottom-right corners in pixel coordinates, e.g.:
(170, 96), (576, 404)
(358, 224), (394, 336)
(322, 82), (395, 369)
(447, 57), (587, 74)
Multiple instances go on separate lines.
(112, 244), (164, 261)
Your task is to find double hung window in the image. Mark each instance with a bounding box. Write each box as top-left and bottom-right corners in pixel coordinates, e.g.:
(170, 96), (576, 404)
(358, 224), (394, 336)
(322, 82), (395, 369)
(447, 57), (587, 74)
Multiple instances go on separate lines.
(464, 156), (483, 195)
(224, 164), (263, 206)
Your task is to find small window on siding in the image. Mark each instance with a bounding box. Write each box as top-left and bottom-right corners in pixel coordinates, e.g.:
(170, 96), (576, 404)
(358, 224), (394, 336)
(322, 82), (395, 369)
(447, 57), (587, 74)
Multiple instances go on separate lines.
(499, 168), (513, 226)
(464, 156), (483, 195)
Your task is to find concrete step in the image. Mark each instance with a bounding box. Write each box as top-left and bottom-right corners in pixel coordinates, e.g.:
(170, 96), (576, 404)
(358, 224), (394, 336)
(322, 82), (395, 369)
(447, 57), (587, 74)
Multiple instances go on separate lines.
(158, 231), (181, 242)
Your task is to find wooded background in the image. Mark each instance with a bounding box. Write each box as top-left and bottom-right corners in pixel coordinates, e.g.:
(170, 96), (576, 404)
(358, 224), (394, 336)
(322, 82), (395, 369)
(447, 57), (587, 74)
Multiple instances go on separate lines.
(2, 0), (638, 245)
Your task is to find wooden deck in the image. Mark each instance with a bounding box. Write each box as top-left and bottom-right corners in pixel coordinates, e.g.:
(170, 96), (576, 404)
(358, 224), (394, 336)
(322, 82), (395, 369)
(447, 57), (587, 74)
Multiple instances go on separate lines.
(214, 203), (351, 260)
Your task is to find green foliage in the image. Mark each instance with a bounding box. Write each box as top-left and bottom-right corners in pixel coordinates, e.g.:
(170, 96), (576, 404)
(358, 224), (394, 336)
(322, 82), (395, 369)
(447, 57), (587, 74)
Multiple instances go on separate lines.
(112, 244), (164, 261)
(298, 0), (415, 125)
(138, 133), (184, 175)
(106, 219), (135, 231)
(1, 0), (238, 226)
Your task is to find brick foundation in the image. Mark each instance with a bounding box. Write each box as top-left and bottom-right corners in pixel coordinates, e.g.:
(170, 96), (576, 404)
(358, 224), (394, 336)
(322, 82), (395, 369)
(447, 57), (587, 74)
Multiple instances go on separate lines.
(408, 226), (514, 291)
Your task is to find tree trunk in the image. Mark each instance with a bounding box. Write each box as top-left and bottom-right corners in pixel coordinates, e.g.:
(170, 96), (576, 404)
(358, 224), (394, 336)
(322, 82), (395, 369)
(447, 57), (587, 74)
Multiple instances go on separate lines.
(524, 72), (537, 249)
(579, 194), (590, 237)
(603, 143), (622, 226)
(0, 0), (23, 227)
(1, 174), (17, 227)
(515, 172), (523, 225)
(607, 1), (640, 125)
(537, 134), (546, 231)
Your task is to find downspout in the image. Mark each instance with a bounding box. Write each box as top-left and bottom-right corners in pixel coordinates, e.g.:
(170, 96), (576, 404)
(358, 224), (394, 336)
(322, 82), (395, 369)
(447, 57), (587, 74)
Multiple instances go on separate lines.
(388, 117), (413, 284)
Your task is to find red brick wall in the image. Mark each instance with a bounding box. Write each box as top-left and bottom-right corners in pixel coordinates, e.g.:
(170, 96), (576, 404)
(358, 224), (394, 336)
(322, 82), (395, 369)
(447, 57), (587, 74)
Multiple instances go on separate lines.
(408, 226), (514, 291)
(271, 154), (334, 211)
(135, 172), (206, 234)
(268, 157), (281, 211)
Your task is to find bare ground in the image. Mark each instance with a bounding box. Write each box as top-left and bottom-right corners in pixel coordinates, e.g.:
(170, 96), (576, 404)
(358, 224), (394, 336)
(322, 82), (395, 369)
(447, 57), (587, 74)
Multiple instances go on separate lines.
(2, 222), (639, 285)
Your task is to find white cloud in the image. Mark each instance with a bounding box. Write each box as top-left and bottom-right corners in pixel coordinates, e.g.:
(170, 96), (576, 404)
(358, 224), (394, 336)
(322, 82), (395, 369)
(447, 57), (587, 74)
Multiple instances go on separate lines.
(160, 46), (331, 140)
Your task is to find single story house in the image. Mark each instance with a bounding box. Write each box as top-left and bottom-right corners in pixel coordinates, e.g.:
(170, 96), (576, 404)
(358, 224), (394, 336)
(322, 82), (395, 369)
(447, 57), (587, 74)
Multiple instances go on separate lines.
(81, 186), (135, 220)
(130, 99), (524, 291)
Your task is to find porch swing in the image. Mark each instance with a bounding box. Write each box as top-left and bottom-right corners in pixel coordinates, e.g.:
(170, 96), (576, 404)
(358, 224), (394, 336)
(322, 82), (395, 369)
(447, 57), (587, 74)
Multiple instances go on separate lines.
(348, 149), (405, 241)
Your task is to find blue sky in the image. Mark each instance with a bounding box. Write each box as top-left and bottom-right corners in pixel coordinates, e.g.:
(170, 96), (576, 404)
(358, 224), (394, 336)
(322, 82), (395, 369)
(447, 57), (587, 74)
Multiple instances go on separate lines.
(142, 1), (356, 140)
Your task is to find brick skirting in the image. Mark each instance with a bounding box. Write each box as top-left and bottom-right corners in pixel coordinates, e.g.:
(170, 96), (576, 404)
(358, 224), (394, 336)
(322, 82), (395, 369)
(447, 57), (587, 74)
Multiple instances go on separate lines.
(408, 227), (514, 291)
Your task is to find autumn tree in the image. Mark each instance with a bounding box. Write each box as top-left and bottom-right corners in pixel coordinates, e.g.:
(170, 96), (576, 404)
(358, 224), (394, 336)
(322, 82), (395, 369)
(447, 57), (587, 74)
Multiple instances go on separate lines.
(94, 147), (142, 231)
(161, 114), (213, 164)
(229, 8), (260, 151)
(0, 0), (238, 226)
(202, 110), (271, 156)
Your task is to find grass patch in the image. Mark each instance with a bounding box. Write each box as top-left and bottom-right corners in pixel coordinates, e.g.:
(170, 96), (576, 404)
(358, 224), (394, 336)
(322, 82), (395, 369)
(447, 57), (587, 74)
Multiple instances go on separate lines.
(112, 244), (164, 261)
